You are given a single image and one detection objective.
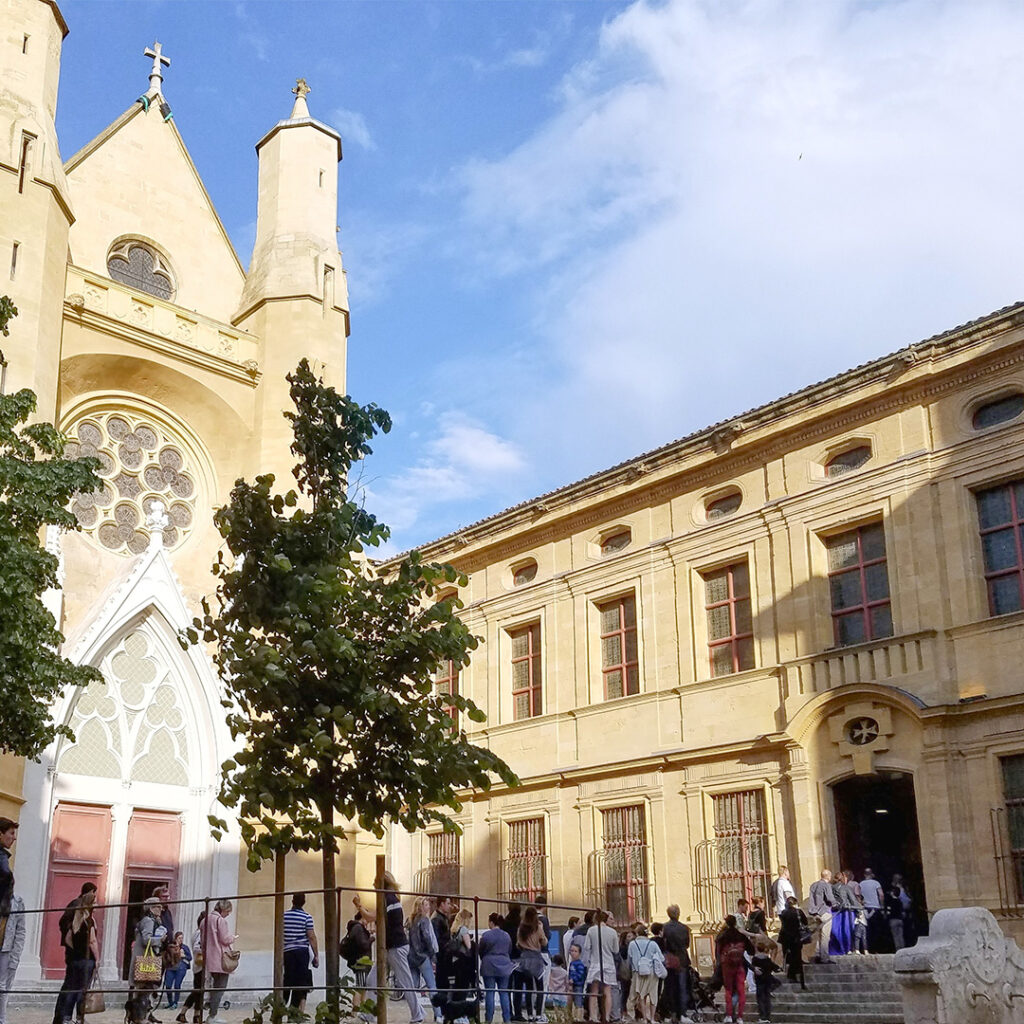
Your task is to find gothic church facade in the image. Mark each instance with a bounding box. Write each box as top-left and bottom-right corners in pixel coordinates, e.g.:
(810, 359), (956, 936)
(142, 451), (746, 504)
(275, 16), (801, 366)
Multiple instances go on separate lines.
(1, 0), (377, 989)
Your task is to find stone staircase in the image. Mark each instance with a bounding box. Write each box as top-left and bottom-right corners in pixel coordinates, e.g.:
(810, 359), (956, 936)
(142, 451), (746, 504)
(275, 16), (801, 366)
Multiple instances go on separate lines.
(768, 954), (904, 1024)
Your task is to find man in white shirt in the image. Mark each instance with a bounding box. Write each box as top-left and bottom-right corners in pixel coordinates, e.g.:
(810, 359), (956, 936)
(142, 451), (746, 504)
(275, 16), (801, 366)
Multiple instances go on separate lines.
(0, 893), (25, 1024)
(771, 866), (796, 916)
(583, 910), (619, 1023)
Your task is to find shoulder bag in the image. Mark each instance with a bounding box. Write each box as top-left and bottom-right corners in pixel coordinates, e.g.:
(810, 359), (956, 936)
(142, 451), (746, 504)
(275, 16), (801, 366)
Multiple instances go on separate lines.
(133, 939), (162, 983)
(222, 947), (242, 973)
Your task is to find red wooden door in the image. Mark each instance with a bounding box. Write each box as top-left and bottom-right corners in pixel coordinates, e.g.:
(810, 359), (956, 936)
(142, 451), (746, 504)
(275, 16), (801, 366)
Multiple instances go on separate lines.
(42, 803), (112, 977)
(120, 810), (182, 977)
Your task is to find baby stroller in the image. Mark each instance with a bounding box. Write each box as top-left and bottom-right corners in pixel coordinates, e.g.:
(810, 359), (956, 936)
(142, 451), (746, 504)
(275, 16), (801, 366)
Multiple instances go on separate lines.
(689, 967), (718, 1016)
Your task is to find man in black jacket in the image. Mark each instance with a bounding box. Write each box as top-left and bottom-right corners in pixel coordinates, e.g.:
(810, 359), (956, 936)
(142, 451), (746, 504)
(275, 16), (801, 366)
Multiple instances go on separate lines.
(662, 904), (692, 1023)
(51, 882), (98, 1024)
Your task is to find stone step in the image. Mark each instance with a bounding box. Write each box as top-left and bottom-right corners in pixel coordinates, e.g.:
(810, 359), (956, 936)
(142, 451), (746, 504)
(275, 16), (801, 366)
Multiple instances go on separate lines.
(773, 993), (903, 1005)
(770, 1014), (904, 1024)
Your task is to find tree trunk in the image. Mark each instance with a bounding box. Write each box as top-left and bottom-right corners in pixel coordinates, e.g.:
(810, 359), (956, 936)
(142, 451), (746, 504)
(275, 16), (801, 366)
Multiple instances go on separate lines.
(322, 803), (340, 1015)
(273, 849), (286, 1003)
(375, 854), (387, 1024)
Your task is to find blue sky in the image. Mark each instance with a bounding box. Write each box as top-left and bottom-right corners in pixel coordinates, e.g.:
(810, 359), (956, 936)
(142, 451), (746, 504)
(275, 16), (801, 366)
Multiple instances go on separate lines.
(58, 0), (1024, 552)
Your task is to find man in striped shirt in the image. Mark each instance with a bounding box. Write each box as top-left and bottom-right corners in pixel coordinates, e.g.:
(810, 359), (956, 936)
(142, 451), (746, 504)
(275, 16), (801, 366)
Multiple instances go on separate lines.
(282, 893), (319, 1013)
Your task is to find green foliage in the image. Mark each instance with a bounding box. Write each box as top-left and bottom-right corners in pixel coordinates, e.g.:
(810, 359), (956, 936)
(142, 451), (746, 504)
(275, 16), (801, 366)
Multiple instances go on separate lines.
(188, 359), (517, 861)
(0, 297), (103, 757)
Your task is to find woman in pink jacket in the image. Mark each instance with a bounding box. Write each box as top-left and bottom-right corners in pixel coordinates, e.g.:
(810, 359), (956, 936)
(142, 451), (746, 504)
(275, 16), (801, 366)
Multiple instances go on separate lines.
(202, 899), (237, 1024)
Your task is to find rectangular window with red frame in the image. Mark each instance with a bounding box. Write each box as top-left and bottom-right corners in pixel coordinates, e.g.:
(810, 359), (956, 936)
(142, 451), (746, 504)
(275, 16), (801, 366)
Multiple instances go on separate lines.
(601, 804), (650, 923)
(977, 481), (1024, 615)
(427, 832), (460, 897)
(703, 562), (754, 677)
(508, 818), (547, 902)
(711, 789), (771, 917)
(434, 660), (459, 721)
(510, 623), (542, 720)
(826, 522), (893, 646)
(599, 594), (639, 698)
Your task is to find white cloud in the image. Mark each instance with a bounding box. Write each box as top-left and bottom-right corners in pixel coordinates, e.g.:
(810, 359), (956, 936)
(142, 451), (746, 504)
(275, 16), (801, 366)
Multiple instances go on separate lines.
(362, 413), (526, 538)
(331, 107), (376, 151)
(449, 0), (1024, 480)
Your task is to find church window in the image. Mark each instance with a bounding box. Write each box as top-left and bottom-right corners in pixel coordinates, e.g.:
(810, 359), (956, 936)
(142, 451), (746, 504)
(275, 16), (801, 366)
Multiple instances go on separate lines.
(18, 132), (35, 193)
(999, 754), (1024, 903)
(600, 528), (631, 555)
(706, 490), (742, 521)
(825, 522), (893, 646)
(825, 445), (872, 478)
(510, 622), (542, 720)
(973, 393), (1024, 431)
(703, 561), (754, 676)
(106, 240), (175, 301)
(9, 242), (18, 280)
(976, 479), (1024, 615)
(66, 410), (200, 555)
(58, 629), (190, 787)
(598, 594), (639, 698)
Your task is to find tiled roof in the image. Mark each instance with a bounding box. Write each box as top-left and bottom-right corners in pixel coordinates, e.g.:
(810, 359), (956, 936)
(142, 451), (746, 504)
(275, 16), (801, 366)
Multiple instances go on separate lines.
(384, 298), (1024, 563)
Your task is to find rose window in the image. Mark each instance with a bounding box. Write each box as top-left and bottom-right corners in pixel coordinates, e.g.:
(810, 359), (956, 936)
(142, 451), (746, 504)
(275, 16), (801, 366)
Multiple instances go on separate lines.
(66, 412), (198, 554)
(846, 717), (880, 746)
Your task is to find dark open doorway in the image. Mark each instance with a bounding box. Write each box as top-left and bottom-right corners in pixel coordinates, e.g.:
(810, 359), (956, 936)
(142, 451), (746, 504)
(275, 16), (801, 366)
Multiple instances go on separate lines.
(121, 878), (165, 980)
(832, 771), (926, 935)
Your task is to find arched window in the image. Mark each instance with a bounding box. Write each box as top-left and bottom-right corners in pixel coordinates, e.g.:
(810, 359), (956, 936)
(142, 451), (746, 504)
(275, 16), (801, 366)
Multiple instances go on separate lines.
(107, 240), (175, 301)
(706, 491), (742, 521)
(826, 445), (872, 479)
(973, 393), (1024, 431)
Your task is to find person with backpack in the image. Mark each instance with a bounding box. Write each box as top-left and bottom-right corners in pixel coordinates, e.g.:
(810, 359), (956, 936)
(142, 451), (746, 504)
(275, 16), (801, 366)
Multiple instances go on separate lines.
(715, 915), (754, 1024)
(517, 907), (547, 1023)
(627, 924), (665, 1024)
(750, 936), (781, 1024)
(408, 898), (440, 1022)
(340, 904), (374, 1006)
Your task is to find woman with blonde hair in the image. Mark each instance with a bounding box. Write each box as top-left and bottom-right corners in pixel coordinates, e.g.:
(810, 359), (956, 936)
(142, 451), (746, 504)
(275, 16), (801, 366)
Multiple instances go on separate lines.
(408, 897), (439, 1021)
(626, 923), (664, 1024)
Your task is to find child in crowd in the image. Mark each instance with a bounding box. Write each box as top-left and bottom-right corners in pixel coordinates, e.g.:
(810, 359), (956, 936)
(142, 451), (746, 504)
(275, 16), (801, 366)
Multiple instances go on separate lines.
(567, 943), (587, 1021)
(751, 936), (781, 1024)
(852, 906), (868, 955)
(547, 954), (569, 1008)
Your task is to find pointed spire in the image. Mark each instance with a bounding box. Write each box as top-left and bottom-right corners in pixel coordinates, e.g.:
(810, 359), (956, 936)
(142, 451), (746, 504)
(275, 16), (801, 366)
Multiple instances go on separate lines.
(291, 78), (311, 119)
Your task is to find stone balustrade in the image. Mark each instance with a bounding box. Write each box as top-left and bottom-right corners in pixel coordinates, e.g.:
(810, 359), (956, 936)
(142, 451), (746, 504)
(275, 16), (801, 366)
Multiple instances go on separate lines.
(895, 906), (1024, 1024)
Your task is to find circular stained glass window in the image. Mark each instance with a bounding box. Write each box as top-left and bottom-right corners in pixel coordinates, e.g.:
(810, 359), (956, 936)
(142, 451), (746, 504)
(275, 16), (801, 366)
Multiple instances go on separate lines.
(66, 411), (200, 555)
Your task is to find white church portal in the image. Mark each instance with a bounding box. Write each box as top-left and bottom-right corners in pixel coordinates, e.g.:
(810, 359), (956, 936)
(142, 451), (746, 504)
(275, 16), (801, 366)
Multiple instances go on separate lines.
(17, 539), (241, 983)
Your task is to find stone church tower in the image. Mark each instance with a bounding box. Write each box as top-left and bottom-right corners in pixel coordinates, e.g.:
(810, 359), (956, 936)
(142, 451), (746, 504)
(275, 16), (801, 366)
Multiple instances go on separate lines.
(1, 0), (369, 991)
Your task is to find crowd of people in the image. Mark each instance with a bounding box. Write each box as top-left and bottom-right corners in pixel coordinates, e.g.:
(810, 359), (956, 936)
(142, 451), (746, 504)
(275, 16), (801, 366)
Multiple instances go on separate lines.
(0, 827), (921, 1024)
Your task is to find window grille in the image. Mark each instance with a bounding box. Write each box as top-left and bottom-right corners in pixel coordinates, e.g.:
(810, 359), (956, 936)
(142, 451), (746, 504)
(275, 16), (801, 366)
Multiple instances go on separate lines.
(601, 805), (649, 922)
(711, 789), (771, 916)
(507, 818), (547, 902)
(976, 480), (1024, 616)
(510, 623), (542, 720)
(598, 594), (639, 699)
(706, 491), (742, 521)
(826, 523), (893, 646)
(703, 562), (754, 676)
(107, 241), (175, 301)
(427, 832), (460, 897)
(1000, 755), (1024, 904)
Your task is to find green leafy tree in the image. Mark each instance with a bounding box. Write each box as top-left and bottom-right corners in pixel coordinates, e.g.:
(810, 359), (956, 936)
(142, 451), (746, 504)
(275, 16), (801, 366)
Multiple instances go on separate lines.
(0, 297), (102, 756)
(185, 359), (517, 1016)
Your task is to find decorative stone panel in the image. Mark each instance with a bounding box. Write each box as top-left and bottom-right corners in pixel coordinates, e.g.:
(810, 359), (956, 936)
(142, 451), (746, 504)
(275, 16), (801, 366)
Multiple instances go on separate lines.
(895, 906), (1024, 1023)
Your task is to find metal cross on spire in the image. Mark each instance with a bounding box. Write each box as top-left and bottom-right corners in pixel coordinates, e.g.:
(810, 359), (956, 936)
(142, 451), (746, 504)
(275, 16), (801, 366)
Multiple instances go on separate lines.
(144, 41), (170, 94)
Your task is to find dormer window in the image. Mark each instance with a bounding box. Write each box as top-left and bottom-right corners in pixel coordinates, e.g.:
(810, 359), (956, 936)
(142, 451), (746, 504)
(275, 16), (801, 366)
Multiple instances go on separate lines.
(107, 240), (175, 301)
(512, 560), (538, 587)
(973, 393), (1024, 431)
(600, 529), (632, 556)
(706, 490), (742, 521)
(826, 445), (872, 479)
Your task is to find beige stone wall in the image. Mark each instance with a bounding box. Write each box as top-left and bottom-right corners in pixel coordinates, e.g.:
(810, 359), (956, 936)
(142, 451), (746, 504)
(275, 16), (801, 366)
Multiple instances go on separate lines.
(393, 310), (1024, 934)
